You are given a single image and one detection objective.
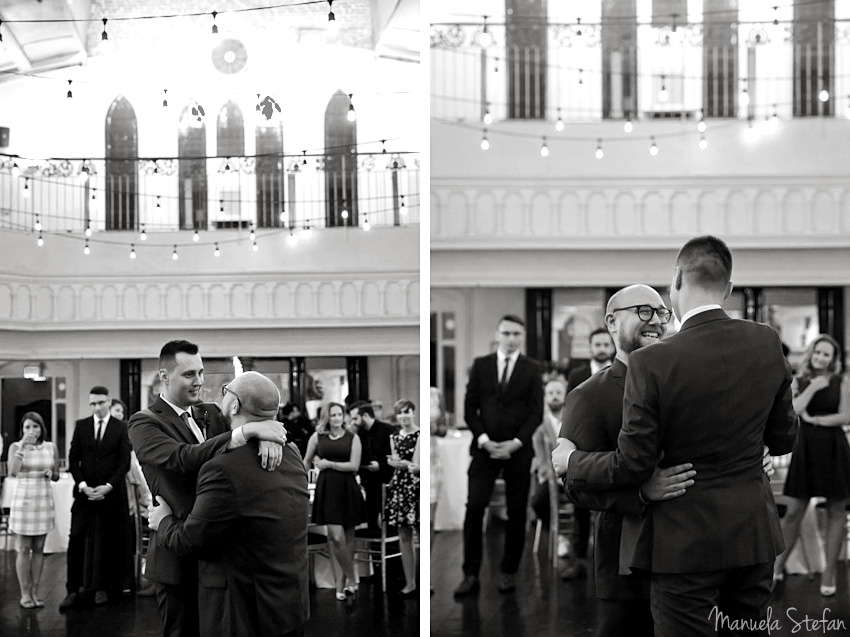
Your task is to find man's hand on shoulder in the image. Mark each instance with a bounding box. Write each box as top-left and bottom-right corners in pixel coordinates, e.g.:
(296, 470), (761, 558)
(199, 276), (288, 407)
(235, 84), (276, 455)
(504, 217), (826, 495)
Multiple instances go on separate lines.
(639, 459), (696, 502)
(243, 419), (287, 445)
(551, 438), (576, 477)
(257, 440), (283, 471)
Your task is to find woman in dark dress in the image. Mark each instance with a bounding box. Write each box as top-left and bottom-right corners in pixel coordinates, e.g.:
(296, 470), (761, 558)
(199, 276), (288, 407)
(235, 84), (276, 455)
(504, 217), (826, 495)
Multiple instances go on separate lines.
(774, 334), (850, 596)
(303, 402), (366, 600)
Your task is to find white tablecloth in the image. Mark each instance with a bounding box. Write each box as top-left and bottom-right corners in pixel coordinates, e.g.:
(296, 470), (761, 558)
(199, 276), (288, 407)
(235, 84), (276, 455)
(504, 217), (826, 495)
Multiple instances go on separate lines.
(434, 430), (472, 532)
(1, 473), (74, 553)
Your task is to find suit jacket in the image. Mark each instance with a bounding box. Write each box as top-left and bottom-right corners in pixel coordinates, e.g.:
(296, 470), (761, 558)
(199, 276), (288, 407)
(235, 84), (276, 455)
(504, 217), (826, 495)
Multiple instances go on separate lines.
(566, 364), (592, 395)
(128, 397), (231, 585)
(69, 415), (131, 516)
(531, 410), (561, 477)
(567, 309), (799, 573)
(358, 420), (396, 485)
(560, 359), (648, 600)
(464, 352), (543, 451)
(157, 441), (310, 637)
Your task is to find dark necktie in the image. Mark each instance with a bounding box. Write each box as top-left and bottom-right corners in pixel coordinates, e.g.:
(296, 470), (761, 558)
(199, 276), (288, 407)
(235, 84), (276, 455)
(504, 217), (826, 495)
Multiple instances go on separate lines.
(96, 419), (104, 443)
(500, 359), (510, 390)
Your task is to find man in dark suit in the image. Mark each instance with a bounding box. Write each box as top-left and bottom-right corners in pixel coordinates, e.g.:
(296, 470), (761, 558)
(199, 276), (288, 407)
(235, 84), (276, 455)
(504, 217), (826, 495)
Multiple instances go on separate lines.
(454, 314), (543, 597)
(555, 236), (799, 635)
(149, 371), (309, 637)
(61, 386), (132, 609)
(349, 400), (395, 532)
(566, 327), (615, 392)
(128, 340), (287, 637)
(561, 285), (697, 636)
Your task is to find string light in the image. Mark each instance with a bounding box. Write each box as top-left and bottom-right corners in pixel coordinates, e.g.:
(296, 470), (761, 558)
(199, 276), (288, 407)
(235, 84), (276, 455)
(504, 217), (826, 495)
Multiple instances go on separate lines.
(249, 225), (256, 241)
(362, 215), (371, 231)
(156, 195), (161, 208)
(480, 129), (490, 151)
(698, 135), (708, 150)
(83, 239), (90, 255)
(84, 222), (92, 237)
(477, 16), (493, 48)
(773, 6), (779, 26)
(192, 229), (200, 242)
(482, 104), (493, 126)
(347, 94), (356, 122)
(252, 241), (259, 252)
(594, 139), (603, 160)
(400, 194), (406, 212)
(624, 116), (633, 133)
(162, 89), (168, 108)
(219, 199), (224, 213)
(658, 75), (668, 102)
(37, 232), (43, 247)
(539, 137), (549, 158)
(130, 243), (136, 259)
(327, 0), (335, 22)
(381, 139), (387, 154)
(34, 215), (42, 232)
(11, 161), (19, 178)
(91, 187), (96, 201)
(214, 243), (221, 257)
(649, 137), (659, 156)
(697, 114), (707, 133)
(739, 83), (750, 107)
(818, 80), (829, 103)
(172, 245), (179, 260)
(578, 68), (584, 86)
(286, 230), (298, 246)
(555, 109), (564, 132)
(140, 224), (147, 241)
(101, 18), (108, 42)
(341, 203), (349, 219)
(279, 210), (287, 222)
(22, 178), (30, 198)
(302, 151), (307, 166)
(67, 80), (73, 99)
(211, 11), (219, 35)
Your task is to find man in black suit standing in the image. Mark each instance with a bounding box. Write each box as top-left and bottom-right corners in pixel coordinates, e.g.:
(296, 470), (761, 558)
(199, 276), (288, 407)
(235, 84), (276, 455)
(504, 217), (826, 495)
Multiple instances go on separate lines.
(128, 340), (287, 637)
(555, 236), (799, 635)
(566, 327), (615, 392)
(149, 371), (309, 637)
(561, 285), (697, 636)
(454, 314), (543, 597)
(349, 401), (395, 532)
(61, 386), (131, 609)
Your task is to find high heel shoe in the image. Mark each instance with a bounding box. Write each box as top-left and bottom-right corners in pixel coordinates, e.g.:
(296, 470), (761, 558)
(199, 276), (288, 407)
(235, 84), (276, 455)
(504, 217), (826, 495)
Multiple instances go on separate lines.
(344, 584), (358, 596)
(335, 591), (348, 601)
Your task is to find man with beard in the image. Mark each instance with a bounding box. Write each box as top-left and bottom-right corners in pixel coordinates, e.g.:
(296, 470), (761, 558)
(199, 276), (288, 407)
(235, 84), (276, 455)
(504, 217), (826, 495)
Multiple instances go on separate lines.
(555, 237), (798, 636)
(558, 285), (696, 635)
(149, 371), (309, 637)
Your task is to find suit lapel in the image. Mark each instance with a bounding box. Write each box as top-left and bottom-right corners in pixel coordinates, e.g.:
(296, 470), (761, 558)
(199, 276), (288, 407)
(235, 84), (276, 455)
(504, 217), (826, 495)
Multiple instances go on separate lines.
(609, 359), (627, 392)
(152, 397), (196, 444)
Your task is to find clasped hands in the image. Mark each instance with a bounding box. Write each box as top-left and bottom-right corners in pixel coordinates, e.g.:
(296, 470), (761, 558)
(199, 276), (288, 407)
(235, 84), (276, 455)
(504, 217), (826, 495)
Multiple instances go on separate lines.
(482, 439), (521, 460)
(80, 484), (113, 501)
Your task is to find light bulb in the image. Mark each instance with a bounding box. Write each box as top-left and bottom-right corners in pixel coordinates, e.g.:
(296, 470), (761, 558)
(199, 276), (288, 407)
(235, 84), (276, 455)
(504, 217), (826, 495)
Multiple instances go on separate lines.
(252, 241), (259, 252)
(658, 86), (668, 102)
(363, 218), (371, 231)
(130, 244), (136, 259)
(341, 208), (349, 219)
(347, 94), (356, 122)
(739, 88), (750, 107)
(84, 241), (90, 255)
(193, 230), (200, 242)
(482, 109), (493, 126)
(480, 135), (490, 151)
(697, 119), (706, 133)
(698, 135), (708, 150)
(11, 162), (19, 178)
(624, 118), (633, 133)
(37, 232), (43, 247)
(649, 138), (659, 156)
(140, 226), (147, 241)
(819, 88), (829, 103)
(22, 179), (30, 198)
(555, 117), (564, 132)
(249, 227), (256, 241)
(539, 138), (549, 158)
(477, 20), (493, 49)
(214, 243), (221, 257)
(85, 223), (92, 237)
(280, 211), (287, 222)
(34, 216), (42, 232)
(172, 246), (178, 261)
(287, 232), (298, 247)
(595, 141), (603, 160)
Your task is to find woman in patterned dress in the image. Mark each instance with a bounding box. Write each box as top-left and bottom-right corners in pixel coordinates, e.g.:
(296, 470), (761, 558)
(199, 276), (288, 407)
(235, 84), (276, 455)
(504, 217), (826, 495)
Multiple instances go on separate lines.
(386, 399), (421, 596)
(303, 402), (366, 600)
(8, 412), (60, 609)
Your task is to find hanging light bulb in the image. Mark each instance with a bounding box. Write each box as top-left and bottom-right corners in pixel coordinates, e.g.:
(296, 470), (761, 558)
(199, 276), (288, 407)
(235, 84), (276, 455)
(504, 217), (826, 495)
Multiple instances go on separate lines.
(594, 139), (604, 160)
(22, 178), (30, 198)
(555, 109), (564, 132)
(211, 11), (219, 35)
(773, 6), (779, 26)
(578, 68), (584, 86)
(286, 231), (299, 247)
(83, 239), (90, 255)
(739, 85), (750, 107)
(658, 75), (669, 102)
(477, 16), (493, 48)
(85, 222), (92, 237)
(252, 241), (259, 252)
(381, 139), (387, 155)
(101, 18), (108, 42)
(480, 129), (490, 151)
(362, 216), (371, 231)
(347, 94), (356, 122)
(214, 243), (221, 257)
(482, 104), (493, 126)
(172, 245), (179, 261)
(219, 199), (225, 213)
(34, 215), (42, 232)
(140, 224), (147, 241)
(302, 150), (307, 166)
(156, 195), (161, 209)
(624, 116), (633, 133)
(37, 232), (43, 247)
(649, 137), (659, 157)
(67, 80), (73, 99)
(91, 187), (96, 201)
(698, 135), (708, 150)
(341, 203), (349, 219)
(400, 195), (407, 212)
(280, 210), (287, 222)
(130, 243), (136, 259)
(11, 161), (20, 178)
(162, 89), (168, 108)
(327, 0), (335, 22)
(249, 226), (256, 241)
(818, 84), (829, 103)
(192, 229), (200, 242)
(539, 137), (549, 158)
(697, 113), (707, 133)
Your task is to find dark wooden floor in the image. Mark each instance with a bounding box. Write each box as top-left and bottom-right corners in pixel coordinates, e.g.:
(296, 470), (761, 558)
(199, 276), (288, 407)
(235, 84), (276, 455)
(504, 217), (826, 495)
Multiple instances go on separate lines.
(0, 550), (420, 637)
(430, 523), (850, 636)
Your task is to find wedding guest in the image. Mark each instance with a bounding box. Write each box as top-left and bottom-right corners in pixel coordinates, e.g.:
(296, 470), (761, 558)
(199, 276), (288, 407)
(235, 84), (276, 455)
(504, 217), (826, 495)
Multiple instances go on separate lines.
(304, 402), (366, 600)
(8, 412), (60, 609)
(429, 387), (445, 596)
(774, 334), (850, 596)
(386, 399), (421, 596)
(349, 401), (394, 532)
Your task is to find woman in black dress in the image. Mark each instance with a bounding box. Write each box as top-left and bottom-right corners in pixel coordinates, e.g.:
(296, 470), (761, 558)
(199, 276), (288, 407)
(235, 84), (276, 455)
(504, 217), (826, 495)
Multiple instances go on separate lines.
(303, 402), (366, 600)
(774, 334), (850, 596)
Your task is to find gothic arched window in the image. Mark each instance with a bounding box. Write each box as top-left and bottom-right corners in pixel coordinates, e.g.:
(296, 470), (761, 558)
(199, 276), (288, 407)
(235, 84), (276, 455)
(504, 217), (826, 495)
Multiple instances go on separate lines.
(217, 101), (245, 223)
(178, 104), (207, 230)
(324, 90), (358, 227)
(105, 96), (137, 230)
(256, 123), (284, 228)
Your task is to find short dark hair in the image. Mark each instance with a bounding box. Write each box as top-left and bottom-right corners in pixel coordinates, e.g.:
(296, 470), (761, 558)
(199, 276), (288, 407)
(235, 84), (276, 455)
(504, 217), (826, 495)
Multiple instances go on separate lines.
(281, 402), (295, 417)
(20, 411), (47, 443)
(676, 235), (732, 290)
(498, 314), (525, 328)
(588, 327), (612, 344)
(110, 398), (127, 411)
(351, 402), (375, 420)
(159, 340), (199, 370)
(89, 386), (109, 396)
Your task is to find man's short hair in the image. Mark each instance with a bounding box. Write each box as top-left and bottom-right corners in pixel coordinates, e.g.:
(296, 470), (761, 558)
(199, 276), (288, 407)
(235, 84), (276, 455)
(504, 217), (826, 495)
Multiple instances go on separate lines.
(676, 235), (732, 290)
(281, 402), (295, 417)
(499, 314), (525, 328)
(352, 402), (375, 420)
(588, 327), (611, 343)
(159, 340), (199, 370)
(90, 385), (109, 396)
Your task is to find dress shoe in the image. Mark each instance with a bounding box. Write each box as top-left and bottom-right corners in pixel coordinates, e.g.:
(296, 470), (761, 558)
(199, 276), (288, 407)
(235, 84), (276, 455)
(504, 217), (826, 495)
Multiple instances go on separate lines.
(59, 592), (79, 611)
(497, 573), (516, 594)
(453, 575), (480, 598)
(94, 590), (109, 606)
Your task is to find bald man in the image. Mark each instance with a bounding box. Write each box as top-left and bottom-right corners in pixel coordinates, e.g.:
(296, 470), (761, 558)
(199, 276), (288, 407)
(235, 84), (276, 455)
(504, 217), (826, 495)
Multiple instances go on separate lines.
(149, 372), (309, 637)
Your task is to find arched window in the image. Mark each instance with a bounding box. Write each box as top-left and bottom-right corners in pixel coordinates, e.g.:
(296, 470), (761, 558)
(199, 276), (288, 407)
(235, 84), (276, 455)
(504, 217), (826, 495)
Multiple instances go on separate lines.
(324, 90), (358, 227)
(105, 96), (137, 230)
(256, 123), (284, 228)
(218, 101), (245, 224)
(178, 104), (207, 230)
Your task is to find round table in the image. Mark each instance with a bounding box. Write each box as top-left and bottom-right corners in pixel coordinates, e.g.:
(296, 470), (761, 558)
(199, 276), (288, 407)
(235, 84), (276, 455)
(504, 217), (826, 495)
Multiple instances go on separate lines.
(434, 429), (472, 532)
(1, 473), (74, 553)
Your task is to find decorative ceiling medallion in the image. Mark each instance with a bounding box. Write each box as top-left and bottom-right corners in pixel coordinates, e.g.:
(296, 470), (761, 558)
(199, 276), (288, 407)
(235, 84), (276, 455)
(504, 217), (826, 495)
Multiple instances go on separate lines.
(212, 38), (248, 74)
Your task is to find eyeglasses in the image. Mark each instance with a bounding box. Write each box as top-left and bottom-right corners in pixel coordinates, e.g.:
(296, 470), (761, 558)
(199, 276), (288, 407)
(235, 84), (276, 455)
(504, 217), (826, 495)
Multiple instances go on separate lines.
(221, 383), (241, 407)
(610, 304), (673, 324)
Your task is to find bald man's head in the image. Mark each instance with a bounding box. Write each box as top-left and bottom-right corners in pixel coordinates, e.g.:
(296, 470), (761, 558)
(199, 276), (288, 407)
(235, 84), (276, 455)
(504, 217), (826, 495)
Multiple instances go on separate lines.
(223, 371), (281, 426)
(606, 284), (669, 355)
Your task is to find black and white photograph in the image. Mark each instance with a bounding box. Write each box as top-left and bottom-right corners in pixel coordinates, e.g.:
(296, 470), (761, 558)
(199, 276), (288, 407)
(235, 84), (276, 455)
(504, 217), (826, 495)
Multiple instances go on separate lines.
(0, 1), (421, 636)
(430, 1), (850, 635)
